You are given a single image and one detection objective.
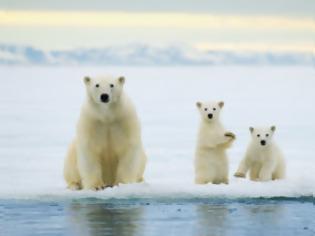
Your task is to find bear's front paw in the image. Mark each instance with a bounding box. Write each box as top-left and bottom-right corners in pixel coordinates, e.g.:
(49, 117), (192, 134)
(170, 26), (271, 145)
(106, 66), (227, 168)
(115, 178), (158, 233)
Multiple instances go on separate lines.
(92, 184), (107, 191)
(67, 182), (82, 191)
(224, 132), (236, 139)
(234, 172), (245, 178)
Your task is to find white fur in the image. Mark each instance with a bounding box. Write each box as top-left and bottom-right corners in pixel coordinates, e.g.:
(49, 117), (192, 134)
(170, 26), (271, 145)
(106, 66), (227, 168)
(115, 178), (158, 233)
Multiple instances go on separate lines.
(194, 101), (235, 184)
(64, 75), (147, 190)
(234, 126), (285, 181)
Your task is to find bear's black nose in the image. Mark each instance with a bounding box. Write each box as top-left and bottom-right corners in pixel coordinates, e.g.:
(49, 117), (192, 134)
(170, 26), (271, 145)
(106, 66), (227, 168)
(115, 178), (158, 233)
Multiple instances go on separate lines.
(260, 140), (266, 146)
(100, 93), (109, 103)
(208, 113), (213, 119)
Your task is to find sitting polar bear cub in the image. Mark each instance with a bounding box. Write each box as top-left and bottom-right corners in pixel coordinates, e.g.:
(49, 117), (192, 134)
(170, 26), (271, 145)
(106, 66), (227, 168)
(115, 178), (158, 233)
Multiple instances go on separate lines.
(64, 75), (147, 190)
(194, 101), (236, 184)
(234, 126), (285, 181)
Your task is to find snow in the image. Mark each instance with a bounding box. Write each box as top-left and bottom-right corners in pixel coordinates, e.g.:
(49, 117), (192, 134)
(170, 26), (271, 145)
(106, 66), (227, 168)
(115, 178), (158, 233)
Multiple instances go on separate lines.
(0, 66), (314, 200)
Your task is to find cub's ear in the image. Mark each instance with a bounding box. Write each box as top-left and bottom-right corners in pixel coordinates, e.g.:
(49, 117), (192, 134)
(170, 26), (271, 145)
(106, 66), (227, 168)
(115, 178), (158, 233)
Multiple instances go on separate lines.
(218, 101), (224, 108)
(196, 101), (202, 108)
(118, 76), (125, 85)
(249, 127), (254, 133)
(84, 76), (91, 84)
(271, 125), (276, 132)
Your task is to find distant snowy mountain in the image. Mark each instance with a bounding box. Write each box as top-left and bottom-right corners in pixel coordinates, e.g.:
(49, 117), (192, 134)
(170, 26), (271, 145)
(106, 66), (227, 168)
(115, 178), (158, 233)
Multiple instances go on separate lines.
(0, 44), (314, 66)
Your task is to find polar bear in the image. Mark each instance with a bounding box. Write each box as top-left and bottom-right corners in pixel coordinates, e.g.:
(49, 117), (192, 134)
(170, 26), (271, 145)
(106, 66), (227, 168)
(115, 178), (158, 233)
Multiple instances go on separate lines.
(64, 75), (147, 190)
(194, 101), (236, 184)
(234, 126), (285, 181)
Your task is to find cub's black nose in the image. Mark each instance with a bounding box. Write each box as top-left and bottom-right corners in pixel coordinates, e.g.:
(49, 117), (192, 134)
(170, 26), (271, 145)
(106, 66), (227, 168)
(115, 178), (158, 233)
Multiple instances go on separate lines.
(208, 113), (213, 119)
(100, 93), (109, 103)
(260, 140), (266, 146)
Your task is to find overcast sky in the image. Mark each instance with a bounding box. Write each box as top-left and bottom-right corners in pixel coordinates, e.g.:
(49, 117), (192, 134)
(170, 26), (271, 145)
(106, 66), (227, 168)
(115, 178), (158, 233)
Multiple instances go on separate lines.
(1, 0), (315, 16)
(0, 0), (314, 51)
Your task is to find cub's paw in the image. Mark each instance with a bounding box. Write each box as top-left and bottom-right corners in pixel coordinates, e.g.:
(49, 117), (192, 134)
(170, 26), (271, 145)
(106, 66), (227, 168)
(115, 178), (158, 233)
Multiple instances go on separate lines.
(234, 172), (245, 178)
(224, 132), (236, 139)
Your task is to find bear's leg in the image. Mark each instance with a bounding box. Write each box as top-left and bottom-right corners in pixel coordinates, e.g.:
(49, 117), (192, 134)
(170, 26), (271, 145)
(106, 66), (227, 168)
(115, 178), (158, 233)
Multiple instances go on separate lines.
(64, 142), (82, 190)
(223, 178), (229, 184)
(68, 182), (82, 190)
(272, 163), (285, 180)
(249, 164), (260, 181)
(77, 150), (105, 190)
(217, 177), (229, 185)
(194, 156), (213, 184)
(213, 169), (228, 184)
(115, 148), (143, 185)
(217, 162), (229, 184)
(234, 158), (249, 178)
(195, 176), (210, 184)
(136, 150), (147, 183)
(258, 162), (274, 181)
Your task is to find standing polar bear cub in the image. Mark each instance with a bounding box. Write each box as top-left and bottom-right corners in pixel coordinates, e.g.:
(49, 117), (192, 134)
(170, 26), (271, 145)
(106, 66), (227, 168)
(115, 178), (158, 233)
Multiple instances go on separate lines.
(64, 75), (147, 190)
(195, 101), (236, 184)
(234, 126), (285, 181)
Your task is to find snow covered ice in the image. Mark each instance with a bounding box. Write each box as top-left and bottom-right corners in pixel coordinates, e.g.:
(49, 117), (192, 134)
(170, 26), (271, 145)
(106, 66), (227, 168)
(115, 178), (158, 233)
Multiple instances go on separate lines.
(0, 66), (314, 200)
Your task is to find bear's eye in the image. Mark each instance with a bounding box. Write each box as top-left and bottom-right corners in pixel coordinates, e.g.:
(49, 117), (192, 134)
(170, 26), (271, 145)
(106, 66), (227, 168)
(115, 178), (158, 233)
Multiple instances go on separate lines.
(266, 134), (269, 137)
(110, 84), (114, 88)
(213, 108), (216, 111)
(95, 84), (99, 88)
(257, 134), (260, 137)
(204, 108), (208, 111)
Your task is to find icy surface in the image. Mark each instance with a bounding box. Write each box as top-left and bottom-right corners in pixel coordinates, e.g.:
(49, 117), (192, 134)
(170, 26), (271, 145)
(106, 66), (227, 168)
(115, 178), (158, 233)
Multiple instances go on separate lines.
(0, 66), (314, 199)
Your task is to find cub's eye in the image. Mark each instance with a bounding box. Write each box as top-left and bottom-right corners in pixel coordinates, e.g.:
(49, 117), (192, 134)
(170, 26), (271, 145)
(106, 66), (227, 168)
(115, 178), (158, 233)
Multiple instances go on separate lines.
(204, 108), (208, 111)
(110, 84), (114, 88)
(257, 134), (260, 137)
(266, 134), (269, 137)
(95, 84), (99, 88)
(213, 108), (216, 111)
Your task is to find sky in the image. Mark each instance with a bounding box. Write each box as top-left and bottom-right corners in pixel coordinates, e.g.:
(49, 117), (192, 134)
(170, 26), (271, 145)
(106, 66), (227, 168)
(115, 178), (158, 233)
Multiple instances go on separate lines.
(0, 0), (314, 52)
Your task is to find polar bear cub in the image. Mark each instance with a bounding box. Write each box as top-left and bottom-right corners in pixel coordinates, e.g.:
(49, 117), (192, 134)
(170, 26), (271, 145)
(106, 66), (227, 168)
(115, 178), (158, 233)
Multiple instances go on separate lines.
(64, 75), (147, 190)
(234, 126), (285, 181)
(194, 101), (236, 184)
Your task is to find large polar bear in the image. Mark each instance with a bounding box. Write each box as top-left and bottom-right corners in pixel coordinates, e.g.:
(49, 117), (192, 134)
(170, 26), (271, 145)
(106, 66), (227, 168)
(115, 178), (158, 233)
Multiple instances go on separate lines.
(64, 75), (147, 190)
(194, 101), (236, 184)
(234, 126), (285, 181)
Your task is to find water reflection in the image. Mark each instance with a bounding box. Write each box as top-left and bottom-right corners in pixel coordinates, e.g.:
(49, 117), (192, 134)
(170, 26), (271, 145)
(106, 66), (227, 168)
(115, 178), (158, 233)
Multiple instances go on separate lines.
(195, 204), (229, 236)
(1, 199), (314, 236)
(65, 202), (144, 236)
(236, 203), (285, 234)
(194, 202), (285, 236)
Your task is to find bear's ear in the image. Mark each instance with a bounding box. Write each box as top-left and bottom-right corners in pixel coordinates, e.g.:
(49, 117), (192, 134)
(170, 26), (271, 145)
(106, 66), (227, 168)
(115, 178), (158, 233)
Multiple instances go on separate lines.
(218, 101), (224, 108)
(249, 127), (254, 133)
(271, 126), (276, 132)
(84, 76), (91, 84)
(196, 101), (202, 108)
(118, 76), (125, 85)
